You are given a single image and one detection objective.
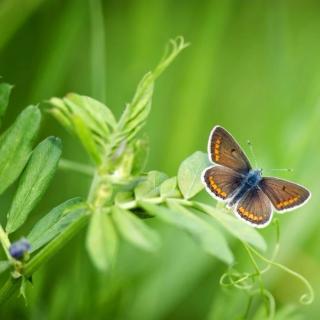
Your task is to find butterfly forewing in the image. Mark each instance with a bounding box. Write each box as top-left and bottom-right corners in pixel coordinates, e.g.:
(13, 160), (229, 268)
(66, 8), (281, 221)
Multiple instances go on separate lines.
(235, 187), (272, 227)
(202, 166), (243, 201)
(209, 126), (251, 174)
(259, 177), (310, 212)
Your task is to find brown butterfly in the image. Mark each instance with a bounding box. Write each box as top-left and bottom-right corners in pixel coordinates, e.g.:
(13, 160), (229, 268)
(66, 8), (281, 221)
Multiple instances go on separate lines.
(201, 126), (311, 228)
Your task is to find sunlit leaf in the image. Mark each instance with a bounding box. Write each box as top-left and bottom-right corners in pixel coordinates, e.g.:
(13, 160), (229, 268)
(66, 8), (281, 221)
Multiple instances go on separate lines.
(28, 198), (86, 252)
(177, 151), (210, 199)
(112, 206), (161, 252)
(140, 201), (234, 264)
(6, 137), (62, 234)
(160, 177), (182, 198)
(194, 202), (267, 252)
(86, 210), (118, 272)
(72, 115), (101, 164)
(135, 171), (168, 199)
(110, 37), (189, 153)
(0, 105), (41, 196)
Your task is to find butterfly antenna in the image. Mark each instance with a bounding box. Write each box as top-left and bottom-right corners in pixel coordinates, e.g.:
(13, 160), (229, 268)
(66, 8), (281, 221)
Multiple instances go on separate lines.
(247, 140), (258, 168)
(264, 168), (294, 173)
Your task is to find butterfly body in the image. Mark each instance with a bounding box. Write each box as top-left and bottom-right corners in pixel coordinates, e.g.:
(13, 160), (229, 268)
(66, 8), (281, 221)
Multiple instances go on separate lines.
(202, 126), (311, 228)
(229, 169), (262, 207)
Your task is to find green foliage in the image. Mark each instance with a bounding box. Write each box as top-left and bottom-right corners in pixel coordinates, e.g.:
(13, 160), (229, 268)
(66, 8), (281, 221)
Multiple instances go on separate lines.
(6, 137), (62, 234)
(86, 209), (118, 271)
(134, 171), (168, 199)
(0, 105), (41, 195)
(28, 198), (85, 252)
(112, 206), (161, 252)
(0, 29), (315, 320)
(0, 81), (13, 123)
(178, 151), (210, 199)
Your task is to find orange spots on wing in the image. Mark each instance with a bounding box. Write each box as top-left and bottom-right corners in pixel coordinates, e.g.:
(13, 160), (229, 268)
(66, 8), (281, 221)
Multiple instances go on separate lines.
(208, 176), (227, 199)
(213, 137), (222, 161)
(276, 196), (300, 209)
(238, 207), (264, 222)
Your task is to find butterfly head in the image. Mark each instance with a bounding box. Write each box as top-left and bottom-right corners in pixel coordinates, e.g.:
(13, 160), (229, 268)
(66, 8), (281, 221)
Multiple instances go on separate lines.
(246, 169), (263, 187)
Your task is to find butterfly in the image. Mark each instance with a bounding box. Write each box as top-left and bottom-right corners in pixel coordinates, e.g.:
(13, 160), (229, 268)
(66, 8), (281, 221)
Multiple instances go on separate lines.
(201, 126), (311, 228)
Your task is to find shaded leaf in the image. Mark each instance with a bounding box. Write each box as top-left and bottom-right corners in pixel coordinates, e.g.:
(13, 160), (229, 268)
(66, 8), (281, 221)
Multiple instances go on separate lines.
(0, 105), (41, 196)
(0, 260), (10, 274)
(160, 177), (182, 198)
(178, 151), (210, 199)
(113, 206), (161, 252)
(135, 171), (168, 199)
(114, 192), (135, 208)
(28, 198), (86, 252)
(131, 136), (149, 176)
(139, 201), (233, 264)
(194, 202), (267, 251)
(86, 210), (118, 272)
(6, 137), (62, 234)
(0, 82), (13, 120)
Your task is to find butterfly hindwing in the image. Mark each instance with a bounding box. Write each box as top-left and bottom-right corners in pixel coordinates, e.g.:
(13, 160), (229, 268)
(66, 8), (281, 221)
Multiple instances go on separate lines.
(235, 187), (272, 227)
(208, 126), (251, 174)
(259, 177), (311, 212)
(202, 166), (243, 201)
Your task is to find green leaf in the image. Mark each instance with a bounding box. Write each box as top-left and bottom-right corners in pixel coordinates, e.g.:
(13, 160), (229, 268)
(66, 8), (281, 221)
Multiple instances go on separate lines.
(139, 201), (233, 264)
(135, 171), (168, 199)
(0, 261), (10, 274)
(0, 105), (41, 195)
(194, 202), (267, 252)
(28, 198), (86, 252)
(114, 192), (135, 208)
(177, 151), (210, 199)
(110, 37), (188, 153)
(65, 93), (116, 132)
(131, 136), (149, 176)
(6, 137), (62, 234)
(0, 82), (13, 120)
(112, 206), (160, 252)
(72, 115), (101, 164)
(86, 210), (118, 272)
(160, 177), (182, 198)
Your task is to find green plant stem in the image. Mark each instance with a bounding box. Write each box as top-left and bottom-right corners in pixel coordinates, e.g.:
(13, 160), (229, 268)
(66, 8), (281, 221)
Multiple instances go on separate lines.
(249, 245), (314, 304)
(242, 242), (269, 312)
(0, 224), (11, 260)
(0, 213), (89, 304)
(59, 158), (94, 176)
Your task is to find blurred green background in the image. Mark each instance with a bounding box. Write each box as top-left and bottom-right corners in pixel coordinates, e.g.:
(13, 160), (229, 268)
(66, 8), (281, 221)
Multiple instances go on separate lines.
(0, 0), (320, 319)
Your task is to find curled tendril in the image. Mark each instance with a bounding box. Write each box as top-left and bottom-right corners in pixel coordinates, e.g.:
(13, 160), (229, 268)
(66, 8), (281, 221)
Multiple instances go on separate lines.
(220, 270), (254, 290)
(219, 217), (290, 318)
(249, 245), (314, 305)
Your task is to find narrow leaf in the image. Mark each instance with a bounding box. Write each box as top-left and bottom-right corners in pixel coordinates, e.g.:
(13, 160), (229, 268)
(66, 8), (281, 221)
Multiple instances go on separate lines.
(177, 151), (211, 199)
(0, 105), (41, 195)
(194, 202), (267, 251)
(111, 37), (188, 153)
(0, 82), (13, 120)
(28, 198), (86, 252)
(86, 210), (118, 272)
(72, 115), (101, 164)
(139, 201), (233, 264)
(112, 206), (160, 252)
(131, 136), (149, 176)
(6, 137), (62, 233)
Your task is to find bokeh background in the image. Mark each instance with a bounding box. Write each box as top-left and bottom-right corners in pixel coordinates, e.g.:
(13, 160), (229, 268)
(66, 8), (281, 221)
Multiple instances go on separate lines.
(0, 0), (320, 319)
